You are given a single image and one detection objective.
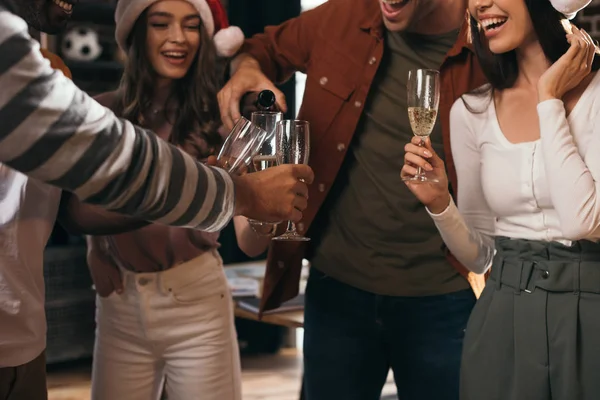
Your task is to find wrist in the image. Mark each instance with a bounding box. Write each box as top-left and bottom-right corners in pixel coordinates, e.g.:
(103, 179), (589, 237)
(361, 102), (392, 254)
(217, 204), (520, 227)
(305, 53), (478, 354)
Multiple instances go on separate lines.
(426, 192), (451, 215)
(231, 54), (260, 74)
(232, 175), (252, 217)
(537, 87), (559, 103)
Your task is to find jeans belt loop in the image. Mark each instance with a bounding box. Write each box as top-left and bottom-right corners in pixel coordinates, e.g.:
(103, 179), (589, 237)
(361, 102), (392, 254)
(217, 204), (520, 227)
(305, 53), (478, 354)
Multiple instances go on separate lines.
(520, 261), (535, 294)
(573, 261), (581, 295)
(495, 259), (505, 290)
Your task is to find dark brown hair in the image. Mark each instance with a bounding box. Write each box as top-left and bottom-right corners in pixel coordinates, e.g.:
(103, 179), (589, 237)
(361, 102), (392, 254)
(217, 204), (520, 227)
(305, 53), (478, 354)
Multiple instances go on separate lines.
(114, 8), (224, 157)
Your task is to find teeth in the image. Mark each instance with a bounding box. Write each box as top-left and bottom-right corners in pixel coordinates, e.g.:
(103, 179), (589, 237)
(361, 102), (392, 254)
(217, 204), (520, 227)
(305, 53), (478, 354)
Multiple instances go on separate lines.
(163, 52), (186, 57)
(382, 0), (405, 4)
(51, 0), (73, 12)
(481, 18), (507, 30)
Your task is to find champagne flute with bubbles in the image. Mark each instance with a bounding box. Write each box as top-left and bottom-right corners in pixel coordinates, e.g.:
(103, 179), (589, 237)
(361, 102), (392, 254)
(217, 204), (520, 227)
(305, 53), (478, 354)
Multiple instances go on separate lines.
(272, 120), (311, 242)
(402, 69), (440, 183)
(248, 111), (284, 236)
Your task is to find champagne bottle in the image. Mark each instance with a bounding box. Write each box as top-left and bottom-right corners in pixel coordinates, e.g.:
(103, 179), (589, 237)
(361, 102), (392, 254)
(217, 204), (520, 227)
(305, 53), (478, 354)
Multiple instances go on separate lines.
(240, 89), (278, 118)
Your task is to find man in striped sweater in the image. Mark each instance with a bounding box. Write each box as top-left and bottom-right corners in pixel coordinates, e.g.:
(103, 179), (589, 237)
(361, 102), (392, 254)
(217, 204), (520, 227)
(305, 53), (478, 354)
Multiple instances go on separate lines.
(0, 1), (314, 398)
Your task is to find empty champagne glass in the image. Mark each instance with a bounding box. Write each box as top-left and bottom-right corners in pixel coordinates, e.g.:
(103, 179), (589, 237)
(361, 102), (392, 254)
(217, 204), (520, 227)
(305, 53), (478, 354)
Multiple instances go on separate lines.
(217, 117), (268, 175)
(272, 120), (311, 242)
(402, 69), (440, 183)
(248, 111), (284, 236)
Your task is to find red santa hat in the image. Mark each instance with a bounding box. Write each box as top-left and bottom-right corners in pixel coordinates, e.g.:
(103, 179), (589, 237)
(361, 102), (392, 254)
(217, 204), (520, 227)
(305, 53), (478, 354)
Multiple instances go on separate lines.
(115, 0), (245, 57)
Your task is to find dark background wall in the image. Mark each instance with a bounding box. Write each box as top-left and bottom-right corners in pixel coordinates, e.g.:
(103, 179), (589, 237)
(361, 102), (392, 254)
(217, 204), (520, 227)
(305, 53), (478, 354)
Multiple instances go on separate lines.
(576, 0), (600, 39)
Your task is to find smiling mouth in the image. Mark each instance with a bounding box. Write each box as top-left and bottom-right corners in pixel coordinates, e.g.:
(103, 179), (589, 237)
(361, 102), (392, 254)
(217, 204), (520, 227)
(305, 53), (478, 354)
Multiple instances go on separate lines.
(162, 51), (188, 60)
(381, 0), (409, 7)
(50, 0), (73, 14)
(481, 18), (507, 32)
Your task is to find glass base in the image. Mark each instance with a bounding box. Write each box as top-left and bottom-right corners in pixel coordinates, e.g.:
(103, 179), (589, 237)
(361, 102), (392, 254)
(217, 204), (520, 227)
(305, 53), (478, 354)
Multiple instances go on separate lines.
(402, 174), (439, 184)
(272, 233), (311, 242)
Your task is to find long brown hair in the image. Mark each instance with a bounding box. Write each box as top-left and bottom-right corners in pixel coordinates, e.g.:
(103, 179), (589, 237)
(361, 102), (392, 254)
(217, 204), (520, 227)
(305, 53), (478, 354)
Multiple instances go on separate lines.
(114, 8), (224, 157)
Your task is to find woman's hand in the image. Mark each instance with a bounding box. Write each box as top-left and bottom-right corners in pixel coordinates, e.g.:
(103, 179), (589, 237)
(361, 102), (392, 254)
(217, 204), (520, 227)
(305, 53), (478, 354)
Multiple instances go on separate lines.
(401, 136), (451, 214)
(538, 26), (596, 102)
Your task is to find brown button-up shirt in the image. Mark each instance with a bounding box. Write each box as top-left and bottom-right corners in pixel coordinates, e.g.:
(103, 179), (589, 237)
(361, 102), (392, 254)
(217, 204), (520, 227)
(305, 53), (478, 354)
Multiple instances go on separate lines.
(242, 0), (487, 314)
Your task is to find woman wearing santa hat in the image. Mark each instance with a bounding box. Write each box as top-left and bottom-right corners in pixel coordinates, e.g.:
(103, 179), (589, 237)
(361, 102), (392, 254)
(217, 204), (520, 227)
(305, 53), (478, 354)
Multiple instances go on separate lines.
(67, 0), (259, 398)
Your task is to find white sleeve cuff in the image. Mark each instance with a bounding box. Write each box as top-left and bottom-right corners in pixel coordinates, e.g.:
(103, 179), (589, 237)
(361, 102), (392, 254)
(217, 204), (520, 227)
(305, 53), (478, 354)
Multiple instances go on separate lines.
(426, 197), (457, 220)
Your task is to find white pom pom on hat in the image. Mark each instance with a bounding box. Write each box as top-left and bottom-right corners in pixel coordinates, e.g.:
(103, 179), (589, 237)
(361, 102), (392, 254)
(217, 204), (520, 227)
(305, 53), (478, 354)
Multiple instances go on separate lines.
(549, 0), (592, 19)
(115, 0), (245, 57)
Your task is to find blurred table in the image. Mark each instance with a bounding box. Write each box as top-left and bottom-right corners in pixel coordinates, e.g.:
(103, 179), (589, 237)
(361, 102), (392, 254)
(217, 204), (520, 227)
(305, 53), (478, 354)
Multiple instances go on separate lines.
(226, 260), (306, 400)
(234, 306), (304, 328)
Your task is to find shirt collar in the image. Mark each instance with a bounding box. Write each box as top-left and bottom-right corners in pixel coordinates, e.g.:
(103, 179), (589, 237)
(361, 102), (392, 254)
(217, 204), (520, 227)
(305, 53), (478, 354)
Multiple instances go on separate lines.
(360, 7), (474, 57)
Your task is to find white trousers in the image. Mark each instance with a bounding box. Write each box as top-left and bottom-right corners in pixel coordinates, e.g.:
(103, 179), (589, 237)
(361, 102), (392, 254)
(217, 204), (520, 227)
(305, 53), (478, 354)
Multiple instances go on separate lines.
(91, 251), (242, 400)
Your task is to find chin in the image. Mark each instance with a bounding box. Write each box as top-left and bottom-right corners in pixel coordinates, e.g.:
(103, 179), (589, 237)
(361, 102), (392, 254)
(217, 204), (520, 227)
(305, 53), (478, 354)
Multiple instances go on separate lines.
(382, 18), (411, 32)
(488, 40), (518, 55)
(157, 70), (188, 81)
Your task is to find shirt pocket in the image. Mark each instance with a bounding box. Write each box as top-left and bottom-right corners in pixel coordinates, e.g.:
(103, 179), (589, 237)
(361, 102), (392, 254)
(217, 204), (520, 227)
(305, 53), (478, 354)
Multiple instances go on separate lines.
(301, 57), (356, 139)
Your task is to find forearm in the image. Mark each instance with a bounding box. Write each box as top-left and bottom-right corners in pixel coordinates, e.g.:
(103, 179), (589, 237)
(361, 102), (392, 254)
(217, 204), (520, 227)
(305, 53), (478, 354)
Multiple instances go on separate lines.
(538, 99), (600, 239)
(0, 10), (234, 231)
(428, 199), (495, 274)
(59, 193), (149, 235)
(233, 216), (271, 258)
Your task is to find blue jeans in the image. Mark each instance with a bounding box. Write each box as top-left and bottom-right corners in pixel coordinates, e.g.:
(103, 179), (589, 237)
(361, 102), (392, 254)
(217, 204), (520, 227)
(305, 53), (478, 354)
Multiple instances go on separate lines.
(303, 267), (476, 400)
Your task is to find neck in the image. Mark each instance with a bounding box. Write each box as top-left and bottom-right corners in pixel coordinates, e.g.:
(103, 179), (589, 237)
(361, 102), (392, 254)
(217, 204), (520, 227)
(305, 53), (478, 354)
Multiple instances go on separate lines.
(514, 39), (549, 88)
(408, 0), (466, 35)
(152, 77), (174, 109)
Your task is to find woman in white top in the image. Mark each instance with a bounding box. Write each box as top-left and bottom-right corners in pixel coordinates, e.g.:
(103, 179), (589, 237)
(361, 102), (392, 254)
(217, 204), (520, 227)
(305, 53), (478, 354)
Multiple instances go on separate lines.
(402, 0), (599, 398)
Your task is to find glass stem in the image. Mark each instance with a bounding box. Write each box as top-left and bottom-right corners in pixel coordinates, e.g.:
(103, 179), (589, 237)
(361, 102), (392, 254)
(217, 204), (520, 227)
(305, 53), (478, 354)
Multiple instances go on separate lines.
(285, 221), (297, 235)
(416, 138), (425, 177)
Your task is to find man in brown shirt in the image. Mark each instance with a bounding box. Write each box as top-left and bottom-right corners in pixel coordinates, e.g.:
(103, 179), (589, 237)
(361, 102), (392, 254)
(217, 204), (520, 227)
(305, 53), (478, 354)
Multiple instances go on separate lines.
(219, 0), (487, 398)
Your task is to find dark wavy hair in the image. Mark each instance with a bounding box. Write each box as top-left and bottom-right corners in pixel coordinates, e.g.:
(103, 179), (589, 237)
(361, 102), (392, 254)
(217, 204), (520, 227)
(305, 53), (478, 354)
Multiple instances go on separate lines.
(465, 1), (600, 109)
(113, 9), (225, 158)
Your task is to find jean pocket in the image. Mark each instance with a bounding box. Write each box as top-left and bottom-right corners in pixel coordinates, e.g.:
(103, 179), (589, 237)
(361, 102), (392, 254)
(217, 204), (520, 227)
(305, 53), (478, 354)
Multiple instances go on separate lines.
(169, 269), (228, 305)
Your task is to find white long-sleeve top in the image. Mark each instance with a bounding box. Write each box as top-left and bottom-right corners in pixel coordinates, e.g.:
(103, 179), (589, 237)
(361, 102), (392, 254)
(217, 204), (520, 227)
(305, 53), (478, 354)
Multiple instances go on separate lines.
(430, 72), (600, 274)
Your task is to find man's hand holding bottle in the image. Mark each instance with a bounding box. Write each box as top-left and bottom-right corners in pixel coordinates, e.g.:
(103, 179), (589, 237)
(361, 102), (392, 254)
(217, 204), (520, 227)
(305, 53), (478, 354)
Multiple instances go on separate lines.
(218, 54), (287, 129)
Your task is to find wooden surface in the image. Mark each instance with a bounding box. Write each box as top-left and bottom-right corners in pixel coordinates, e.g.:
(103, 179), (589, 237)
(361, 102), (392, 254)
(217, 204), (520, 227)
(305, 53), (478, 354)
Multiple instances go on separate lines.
(235, 306), (305, 329)
(46, 349), (399, 400)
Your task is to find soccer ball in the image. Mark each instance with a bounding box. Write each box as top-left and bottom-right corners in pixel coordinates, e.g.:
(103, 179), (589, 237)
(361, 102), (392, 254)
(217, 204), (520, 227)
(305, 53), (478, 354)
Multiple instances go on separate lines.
(61, 26), (103, 62)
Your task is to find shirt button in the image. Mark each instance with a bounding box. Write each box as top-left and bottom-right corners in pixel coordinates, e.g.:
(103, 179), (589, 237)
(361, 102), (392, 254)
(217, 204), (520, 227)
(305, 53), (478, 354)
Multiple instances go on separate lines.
(297, 223), (305, 232)
(540, 270), (549, 279)
(318, 183), (326, 192)
(277, 261), (285, 269)
(337, 143), (346, 152)
(354, 100), (362, 108)
(368, 57), (377, 65)
(319, 76), (328, 86)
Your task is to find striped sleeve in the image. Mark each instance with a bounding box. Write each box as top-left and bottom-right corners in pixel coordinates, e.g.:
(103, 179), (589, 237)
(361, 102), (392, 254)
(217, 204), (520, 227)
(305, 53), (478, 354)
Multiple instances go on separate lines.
(0, 9), (235, 232)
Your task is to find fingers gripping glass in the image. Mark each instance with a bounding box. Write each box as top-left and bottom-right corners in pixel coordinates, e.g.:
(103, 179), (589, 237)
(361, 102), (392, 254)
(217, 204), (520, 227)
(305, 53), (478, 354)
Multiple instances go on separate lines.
(402, 69), (440, 184)
(248, 111), (284, 236)
(272, 120), (311, 242)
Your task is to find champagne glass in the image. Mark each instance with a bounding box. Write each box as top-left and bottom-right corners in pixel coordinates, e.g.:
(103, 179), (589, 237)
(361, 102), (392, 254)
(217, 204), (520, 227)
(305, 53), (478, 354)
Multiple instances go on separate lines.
(217, 117), (268, 175)
(402, 69), (440, 183)
(248, 111), (284, 236)
(272, 120), (311, 242)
